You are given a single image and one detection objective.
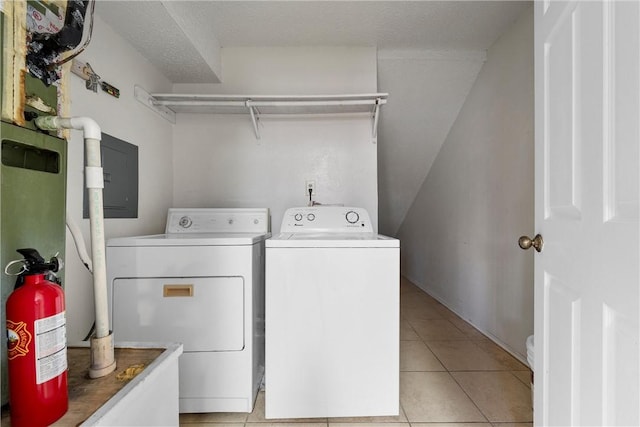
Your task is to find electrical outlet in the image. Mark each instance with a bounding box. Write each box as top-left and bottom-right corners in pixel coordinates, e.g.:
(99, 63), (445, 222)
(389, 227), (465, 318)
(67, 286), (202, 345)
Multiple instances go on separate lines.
(305, 180), (316, 196)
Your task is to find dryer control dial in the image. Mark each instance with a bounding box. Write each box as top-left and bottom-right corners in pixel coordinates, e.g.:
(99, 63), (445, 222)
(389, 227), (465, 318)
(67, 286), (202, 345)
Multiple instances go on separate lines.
(178, 216), (193, 228)
(294, 213), (303, 221)
(345, 211), (360, 224)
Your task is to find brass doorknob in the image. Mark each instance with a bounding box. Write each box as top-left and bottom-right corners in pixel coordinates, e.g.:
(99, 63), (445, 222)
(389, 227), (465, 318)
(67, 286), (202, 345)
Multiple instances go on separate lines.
(518, 234), (544, 253)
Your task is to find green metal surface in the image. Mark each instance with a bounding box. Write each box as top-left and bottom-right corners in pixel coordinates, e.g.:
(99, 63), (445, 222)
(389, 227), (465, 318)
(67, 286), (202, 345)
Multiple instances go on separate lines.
(0, 121), (67, 405)
(23, 74), (60, 132)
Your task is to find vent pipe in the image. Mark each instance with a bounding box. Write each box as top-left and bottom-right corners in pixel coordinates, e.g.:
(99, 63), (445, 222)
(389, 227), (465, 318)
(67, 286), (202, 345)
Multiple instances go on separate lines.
(35, 116), (116, 379)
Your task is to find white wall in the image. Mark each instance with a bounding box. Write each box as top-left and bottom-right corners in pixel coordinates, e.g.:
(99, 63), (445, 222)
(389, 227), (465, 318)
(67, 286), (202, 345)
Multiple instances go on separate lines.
(397, 7), (534, 359)
(172, 47), (379, 233)
(377, 49), (486, 236)
(64, 15), (174, 343)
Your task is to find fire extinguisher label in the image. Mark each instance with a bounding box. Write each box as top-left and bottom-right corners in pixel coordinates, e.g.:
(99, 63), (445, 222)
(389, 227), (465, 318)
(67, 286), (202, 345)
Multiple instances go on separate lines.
(6, 320), (32, 360)
(34, 311), (67, 384)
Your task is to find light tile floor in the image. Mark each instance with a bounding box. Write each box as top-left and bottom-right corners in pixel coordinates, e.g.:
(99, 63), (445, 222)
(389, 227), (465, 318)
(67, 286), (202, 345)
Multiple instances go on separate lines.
(180, 276), (533, 427)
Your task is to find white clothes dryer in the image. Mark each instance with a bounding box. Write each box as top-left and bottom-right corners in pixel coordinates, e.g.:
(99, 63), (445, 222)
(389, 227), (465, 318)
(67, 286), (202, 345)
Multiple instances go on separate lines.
(265, 206), (399, 419)
(106, 208), (270, 413)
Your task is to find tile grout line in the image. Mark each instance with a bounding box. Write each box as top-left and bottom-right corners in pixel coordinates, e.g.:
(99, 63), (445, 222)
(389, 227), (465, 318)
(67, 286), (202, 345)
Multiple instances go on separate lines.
(408, 281), (491, 425)
(407, 286), (533, 424)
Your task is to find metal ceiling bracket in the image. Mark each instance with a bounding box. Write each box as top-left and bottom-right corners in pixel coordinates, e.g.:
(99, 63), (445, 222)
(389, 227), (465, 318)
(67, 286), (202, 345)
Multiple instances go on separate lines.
(246, 100), (261, 140)
(371, 97), (381, 143)
(134, 85), (176, 123)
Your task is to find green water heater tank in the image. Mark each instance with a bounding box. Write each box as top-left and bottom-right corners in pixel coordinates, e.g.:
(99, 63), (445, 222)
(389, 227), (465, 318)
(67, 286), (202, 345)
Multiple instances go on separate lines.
(0, 121), (68, 405)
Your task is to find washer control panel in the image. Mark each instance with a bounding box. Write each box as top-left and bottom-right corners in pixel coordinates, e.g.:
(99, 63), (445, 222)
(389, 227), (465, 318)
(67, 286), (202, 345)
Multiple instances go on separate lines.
(166, 208), (270, 233)
(280, 207), (373, 233)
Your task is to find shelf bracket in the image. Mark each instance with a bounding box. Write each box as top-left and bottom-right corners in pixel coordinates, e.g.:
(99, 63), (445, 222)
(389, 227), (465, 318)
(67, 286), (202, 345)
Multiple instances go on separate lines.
(246, 100), (261, 140)
(134, 85), (176, 123)
(371, 97), (382, 143)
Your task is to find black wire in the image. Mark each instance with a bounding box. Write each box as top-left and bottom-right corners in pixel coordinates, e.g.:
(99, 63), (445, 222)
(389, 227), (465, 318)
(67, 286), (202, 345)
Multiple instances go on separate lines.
(49, 0), (96, 67)
(82, 321), (96, 341)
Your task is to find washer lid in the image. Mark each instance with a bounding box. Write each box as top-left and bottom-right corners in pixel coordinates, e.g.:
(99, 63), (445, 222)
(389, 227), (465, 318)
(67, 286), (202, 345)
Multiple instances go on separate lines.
(266, 232), (398, 248)
(107, 232), (271, 247)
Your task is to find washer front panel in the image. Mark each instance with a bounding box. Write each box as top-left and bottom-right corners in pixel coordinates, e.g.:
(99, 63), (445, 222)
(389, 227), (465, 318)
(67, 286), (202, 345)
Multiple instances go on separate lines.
(265, 246), (400, 418)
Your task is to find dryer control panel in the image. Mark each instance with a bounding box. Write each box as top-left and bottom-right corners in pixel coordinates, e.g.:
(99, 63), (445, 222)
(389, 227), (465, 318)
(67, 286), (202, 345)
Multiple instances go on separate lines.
(166, 208), (270, 233)
(280, 207), (373, 233)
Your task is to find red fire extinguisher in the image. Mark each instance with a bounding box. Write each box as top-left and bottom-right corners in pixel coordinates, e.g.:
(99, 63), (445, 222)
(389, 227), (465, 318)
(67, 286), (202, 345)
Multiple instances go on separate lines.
(5, 248), (68, 426)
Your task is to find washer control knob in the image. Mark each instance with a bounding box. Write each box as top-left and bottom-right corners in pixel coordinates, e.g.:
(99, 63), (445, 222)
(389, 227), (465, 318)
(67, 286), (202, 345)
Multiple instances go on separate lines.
(294, 213), (303, 221)
(307, 213), (316, 221)
(345, 211), (360, 224)
(178, 216), (192, 228)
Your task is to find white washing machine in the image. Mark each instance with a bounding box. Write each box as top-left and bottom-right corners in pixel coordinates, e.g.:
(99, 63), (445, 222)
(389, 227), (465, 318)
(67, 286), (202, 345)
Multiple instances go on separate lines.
(106, 208), (270, 413)
(265, 206), (399, 419)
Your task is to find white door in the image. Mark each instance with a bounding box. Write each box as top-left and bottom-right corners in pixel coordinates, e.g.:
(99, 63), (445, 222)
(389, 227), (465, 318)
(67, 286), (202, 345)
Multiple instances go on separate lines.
(533, 1), (639, 425)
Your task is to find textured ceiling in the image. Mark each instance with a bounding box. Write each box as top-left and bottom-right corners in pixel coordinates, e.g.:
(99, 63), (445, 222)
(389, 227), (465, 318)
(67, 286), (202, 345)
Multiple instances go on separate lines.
(95, 1), (531, 83)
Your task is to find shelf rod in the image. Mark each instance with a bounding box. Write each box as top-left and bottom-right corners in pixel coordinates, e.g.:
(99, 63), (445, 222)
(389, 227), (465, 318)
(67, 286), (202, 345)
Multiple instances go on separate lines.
(152, 99), (385, 108)
(249, 99), (383, 108)
(154, 100), (247, 107)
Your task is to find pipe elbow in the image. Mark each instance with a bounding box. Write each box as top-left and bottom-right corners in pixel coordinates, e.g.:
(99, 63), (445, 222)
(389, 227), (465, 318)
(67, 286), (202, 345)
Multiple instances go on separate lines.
(69, 117), (102, 140)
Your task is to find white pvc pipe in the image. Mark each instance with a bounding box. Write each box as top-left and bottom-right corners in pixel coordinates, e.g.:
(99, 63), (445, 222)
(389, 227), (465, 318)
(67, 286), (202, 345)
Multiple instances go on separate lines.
(36, 116), (108, 337)
(35, 116), (116, 378)
(52, 116), (102, 140)
(84, 136), (109, 339)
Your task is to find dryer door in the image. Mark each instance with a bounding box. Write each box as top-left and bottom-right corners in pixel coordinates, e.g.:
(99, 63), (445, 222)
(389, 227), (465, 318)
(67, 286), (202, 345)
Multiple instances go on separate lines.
(113, 276), (244, 351)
